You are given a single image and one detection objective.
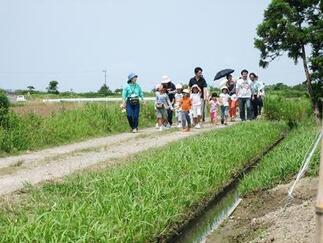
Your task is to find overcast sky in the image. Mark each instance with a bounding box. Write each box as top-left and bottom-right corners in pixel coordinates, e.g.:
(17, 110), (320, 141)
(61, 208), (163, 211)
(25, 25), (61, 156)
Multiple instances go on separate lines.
(0, 0), (305, 92)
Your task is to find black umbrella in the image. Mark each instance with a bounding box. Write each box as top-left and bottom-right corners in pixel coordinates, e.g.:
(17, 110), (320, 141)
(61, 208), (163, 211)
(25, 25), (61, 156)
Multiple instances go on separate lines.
(214, 69), (234, 81)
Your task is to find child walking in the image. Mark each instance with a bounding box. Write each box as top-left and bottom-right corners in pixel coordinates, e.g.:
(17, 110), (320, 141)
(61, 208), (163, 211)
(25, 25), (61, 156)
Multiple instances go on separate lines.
(155, 84), (173, 131)
(209, 93), (219, 125)
(179, 89), (192, 132)
(190, 84), (202, 129)
(174, 84), (183, 128)
(219, 86), (230, 125)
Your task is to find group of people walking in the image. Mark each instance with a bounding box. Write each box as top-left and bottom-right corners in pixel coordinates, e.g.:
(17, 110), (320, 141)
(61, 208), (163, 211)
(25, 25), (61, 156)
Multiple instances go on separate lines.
(122, 68), (265, 133)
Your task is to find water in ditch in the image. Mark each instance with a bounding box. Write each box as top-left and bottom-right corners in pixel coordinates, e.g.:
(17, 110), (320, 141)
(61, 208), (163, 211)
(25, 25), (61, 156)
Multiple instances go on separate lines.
(173, 189), (241, 243)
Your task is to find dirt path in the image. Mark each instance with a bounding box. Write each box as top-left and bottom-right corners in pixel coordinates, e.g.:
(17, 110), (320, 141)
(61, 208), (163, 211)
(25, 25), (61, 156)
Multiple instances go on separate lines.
(206, 176), (318, 243)
(0, 123), (231, 196)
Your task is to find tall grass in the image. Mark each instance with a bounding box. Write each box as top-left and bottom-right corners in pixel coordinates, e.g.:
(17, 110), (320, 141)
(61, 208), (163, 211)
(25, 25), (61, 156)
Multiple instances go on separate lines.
(0, 103), (155, 153)
(263, 95), (312, 128)
(0, 121), (287, 242)
(238, 119), (320, 195)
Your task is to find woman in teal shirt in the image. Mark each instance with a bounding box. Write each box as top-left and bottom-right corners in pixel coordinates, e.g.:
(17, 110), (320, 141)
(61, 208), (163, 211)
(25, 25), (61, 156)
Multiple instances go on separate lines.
(122, 73), (144, 133)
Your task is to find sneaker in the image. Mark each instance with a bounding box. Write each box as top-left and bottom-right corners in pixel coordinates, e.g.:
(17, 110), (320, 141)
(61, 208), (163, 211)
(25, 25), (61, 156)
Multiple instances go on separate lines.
(159, 126), (164, 131)
(132, 129), (137, 133)
(166, 124), (171, 129)
(195, 123), (201, 129)
(155, 123), (159, 129)
(177, 123), (182, 128)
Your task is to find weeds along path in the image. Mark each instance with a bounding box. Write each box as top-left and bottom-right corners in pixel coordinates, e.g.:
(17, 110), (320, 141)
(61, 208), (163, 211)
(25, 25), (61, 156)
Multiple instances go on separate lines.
(0, 123), (232, 195)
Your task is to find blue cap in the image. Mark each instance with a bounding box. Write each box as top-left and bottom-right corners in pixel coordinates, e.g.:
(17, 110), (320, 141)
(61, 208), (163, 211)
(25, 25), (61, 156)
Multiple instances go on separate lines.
(128, 73), (138, 82)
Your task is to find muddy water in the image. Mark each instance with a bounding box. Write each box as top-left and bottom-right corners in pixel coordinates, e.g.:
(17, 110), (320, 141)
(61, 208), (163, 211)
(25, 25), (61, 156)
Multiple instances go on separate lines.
(173, 190), (240, 243)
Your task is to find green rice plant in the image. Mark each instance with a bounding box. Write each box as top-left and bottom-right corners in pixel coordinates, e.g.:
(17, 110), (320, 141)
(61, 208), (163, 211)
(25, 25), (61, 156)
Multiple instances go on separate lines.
(0, 121), (287, 242)
(263, 95), (312, 128)
(238, 119), (320, 195)
(0, 103), (155, 153)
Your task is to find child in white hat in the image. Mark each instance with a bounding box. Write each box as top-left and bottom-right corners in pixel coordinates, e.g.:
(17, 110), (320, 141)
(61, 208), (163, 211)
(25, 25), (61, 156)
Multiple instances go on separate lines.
(155, 84), (173, 131)
(191, 84), (202, 129)
(219, 86), (230, 125)
(174, 84), (183, 128)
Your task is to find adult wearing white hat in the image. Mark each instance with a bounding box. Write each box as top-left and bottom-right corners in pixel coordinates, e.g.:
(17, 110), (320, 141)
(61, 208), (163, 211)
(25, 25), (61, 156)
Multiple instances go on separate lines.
(161, 75), (176, 128)
(122, 73), (144, 133)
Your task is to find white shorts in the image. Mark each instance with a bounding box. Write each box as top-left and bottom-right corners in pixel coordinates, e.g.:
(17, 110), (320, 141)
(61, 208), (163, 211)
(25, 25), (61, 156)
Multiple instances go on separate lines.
(192, 105), (202, 118)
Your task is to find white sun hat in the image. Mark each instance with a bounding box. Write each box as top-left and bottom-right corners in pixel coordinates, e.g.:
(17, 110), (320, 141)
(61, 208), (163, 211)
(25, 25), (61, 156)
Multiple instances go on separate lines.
(161, 75), (171, 84)
(175, 84), (183, 89)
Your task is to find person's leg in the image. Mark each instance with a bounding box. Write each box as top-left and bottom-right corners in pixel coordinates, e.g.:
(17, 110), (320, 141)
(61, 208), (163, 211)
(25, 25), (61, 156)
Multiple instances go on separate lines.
(232, 100), (237, 118)
(196, 105), (202, 128)
(126, 102), (134, 129)
(228, 100), (233, 118)
(246, 98), (252, 120)
(239, 98), (246, 121)
(167, 108), (173, 126)
(252, 95), (258, 119)
(132, 104), (140, 129)
(210, 112), (214, 123)
(181, 111), (187, 129)
(224, 106), (229, 124)
(258, 97), (263, 115)
(201, 99), (206, 122)
(186, 111), (191, 130)
(221, 105), (225, 124)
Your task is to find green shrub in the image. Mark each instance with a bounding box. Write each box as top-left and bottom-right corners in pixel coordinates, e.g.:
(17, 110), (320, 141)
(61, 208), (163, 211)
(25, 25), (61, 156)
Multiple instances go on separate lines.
(0, 93), (9, 126)
(263, 95), (312, 128)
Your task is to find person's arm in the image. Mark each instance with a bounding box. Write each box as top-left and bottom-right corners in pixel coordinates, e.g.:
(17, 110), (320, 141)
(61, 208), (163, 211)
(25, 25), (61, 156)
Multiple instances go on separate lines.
(166, 95), (173, 110)
(202, 79), (208, 100)
(203, 87), (208, 100)
(122, 86), (128, 108)
(138, 85), (144, 100)
(235, 81), (240, 97)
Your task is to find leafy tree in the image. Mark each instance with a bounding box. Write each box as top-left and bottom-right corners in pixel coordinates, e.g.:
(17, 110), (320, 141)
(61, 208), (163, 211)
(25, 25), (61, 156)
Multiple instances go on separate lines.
(0, 91), (9, 126)
(255, 0), (322, 105)
(47, 81), (59, 94)
(114, 88), (123, 94)
(98, 84), (112, 96)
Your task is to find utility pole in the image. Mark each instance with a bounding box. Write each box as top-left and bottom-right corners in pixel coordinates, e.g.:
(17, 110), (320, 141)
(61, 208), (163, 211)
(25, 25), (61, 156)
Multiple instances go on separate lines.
(102, 69), (107, 86)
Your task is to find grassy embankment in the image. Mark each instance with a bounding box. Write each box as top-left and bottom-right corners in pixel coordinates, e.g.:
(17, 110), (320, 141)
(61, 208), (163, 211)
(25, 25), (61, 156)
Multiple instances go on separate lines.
(239, 95), (320, 195)
(0, 121), (287, 242)
(0, 103), (155, 154)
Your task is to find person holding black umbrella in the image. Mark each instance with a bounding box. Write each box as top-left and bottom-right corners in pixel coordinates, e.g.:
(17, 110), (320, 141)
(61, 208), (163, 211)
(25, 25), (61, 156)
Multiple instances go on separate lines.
(188, 67), (208, 124)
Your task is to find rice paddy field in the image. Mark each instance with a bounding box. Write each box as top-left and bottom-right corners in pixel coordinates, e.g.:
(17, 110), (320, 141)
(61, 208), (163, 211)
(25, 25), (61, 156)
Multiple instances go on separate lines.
(0, 95), (321, 242)
(0, 121), (287, 242)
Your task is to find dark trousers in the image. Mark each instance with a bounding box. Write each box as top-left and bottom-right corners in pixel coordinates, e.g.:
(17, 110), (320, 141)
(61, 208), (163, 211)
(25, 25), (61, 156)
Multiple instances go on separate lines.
(201, 99), (206, 122)
(126, 102), (140, 129)
(258, 96), (263, 115)
(167, 108), (173, 125)
(251, 95), (258, 119)
(181, 111), (191, 128)
(239, 97), (252, 121)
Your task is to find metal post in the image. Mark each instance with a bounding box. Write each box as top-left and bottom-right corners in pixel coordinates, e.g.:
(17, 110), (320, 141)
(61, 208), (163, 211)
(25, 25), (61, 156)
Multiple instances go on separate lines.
(102, 69), (107, 86)
(317, 99), (323, 243)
